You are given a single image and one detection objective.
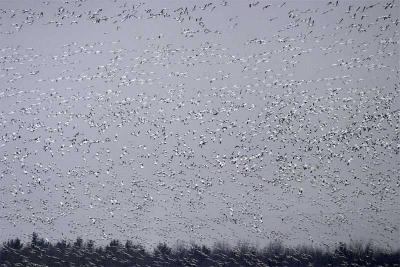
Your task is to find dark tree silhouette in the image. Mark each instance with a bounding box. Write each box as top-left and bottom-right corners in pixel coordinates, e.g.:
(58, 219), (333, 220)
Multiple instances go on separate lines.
(0, 234), (399, 266)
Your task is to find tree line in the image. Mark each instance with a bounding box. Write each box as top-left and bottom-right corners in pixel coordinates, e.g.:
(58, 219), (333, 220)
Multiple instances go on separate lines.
(0, 233), (399, 266)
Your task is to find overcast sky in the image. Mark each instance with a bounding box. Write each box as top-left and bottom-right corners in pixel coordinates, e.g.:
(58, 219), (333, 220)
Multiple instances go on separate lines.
(0, 0), (399, 249)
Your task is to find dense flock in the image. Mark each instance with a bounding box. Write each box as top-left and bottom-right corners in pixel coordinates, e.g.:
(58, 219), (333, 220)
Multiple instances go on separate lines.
(0, 0), (399, 251)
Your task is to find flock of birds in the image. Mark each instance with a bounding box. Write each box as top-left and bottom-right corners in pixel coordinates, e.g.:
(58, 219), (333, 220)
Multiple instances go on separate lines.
(0, 0), (399, 250)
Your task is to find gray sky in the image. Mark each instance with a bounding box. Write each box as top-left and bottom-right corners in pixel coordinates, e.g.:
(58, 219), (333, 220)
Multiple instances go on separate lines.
(0, 0), (399, 249)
